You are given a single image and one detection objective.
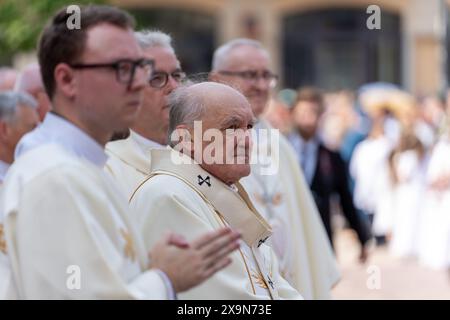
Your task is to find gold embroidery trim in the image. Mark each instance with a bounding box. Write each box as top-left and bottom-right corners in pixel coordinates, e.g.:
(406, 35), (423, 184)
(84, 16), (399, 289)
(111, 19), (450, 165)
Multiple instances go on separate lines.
(130, 171), (259, 296)
(120, 228), (136, 262)
(0, 224), (6, 254)
(216, 212), (257, 295)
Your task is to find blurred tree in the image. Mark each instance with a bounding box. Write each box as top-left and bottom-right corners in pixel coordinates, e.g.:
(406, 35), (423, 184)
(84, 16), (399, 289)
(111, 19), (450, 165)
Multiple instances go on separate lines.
(0, 0), (105, 64)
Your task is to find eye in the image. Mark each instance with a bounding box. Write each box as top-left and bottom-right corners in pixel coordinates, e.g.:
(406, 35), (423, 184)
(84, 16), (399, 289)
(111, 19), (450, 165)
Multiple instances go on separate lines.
(247, 124), (254, 130)
(117, 61), (132, 74)
(171, 72), (186, 81)
(241, 71), (257, 80)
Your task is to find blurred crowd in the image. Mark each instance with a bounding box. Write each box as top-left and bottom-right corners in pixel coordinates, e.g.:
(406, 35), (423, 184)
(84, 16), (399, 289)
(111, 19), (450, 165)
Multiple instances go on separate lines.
(265, 84), (450, 271)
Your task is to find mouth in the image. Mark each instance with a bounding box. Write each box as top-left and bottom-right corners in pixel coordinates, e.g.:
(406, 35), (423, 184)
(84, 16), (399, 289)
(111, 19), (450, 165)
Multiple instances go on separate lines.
(127, 101), (142, 108)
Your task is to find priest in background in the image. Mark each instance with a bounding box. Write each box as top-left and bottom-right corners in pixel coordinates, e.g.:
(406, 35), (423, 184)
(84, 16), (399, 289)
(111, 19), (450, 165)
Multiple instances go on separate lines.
(105, 30), (185, 198)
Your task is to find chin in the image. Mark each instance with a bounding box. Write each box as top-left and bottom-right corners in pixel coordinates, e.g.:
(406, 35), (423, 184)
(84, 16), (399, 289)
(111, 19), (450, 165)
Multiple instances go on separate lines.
(236, 164), (251, 179)
(251, 102), (267, 118)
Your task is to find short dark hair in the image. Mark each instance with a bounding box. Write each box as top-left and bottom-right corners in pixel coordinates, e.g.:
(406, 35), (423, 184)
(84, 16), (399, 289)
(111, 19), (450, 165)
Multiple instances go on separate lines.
(294, 86), (325, 114)
(38, 5), (135, 98)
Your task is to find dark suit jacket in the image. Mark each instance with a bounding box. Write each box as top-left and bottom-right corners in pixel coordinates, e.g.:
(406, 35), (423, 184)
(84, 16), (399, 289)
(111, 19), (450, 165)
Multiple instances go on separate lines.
(310, 143), (372, 248)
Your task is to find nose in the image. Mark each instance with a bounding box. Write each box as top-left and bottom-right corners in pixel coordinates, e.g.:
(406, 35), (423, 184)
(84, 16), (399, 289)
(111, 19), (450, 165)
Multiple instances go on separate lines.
(254, 76), (270, 92)
(164, 74), (180, 94)
(129, 66), (148, 91)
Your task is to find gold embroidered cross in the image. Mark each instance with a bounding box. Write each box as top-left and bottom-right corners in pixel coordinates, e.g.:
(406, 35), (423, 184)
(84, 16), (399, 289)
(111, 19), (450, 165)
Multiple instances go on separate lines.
(120, 228), (136, 262)
(0, 224), (7, 254)
(252, 272), (269, 289)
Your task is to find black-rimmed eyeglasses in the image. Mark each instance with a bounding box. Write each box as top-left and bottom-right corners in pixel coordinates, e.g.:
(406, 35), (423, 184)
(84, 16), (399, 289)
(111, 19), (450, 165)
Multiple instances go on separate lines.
(218, 70), (278, 88)
(149, 70), (187, 89)
(70, 58), (154, 87)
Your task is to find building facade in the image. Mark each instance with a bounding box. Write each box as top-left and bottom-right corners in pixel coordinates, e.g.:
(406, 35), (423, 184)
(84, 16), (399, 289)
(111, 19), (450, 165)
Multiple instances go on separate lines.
(113, 0), (449, 96)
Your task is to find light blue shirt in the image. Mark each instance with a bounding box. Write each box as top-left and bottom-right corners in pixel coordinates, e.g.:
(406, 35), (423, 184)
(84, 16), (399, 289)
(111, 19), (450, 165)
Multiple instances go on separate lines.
(15, 112), (107, 168)
(288, 132), (319, 186)
(0, 160), (10, 183)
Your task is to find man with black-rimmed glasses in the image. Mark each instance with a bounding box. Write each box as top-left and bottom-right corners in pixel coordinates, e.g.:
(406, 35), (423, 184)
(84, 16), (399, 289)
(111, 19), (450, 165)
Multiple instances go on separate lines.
(3, 5), (240, 299)
(105, 30), (187, 198)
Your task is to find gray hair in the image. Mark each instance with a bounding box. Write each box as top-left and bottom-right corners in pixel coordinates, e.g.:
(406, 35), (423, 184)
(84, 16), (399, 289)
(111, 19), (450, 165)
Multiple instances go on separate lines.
(134, 29), (175, 53)
(167, 84), (205, 147)
(0, 91), (37, 123)
(211, 38), (268, 71)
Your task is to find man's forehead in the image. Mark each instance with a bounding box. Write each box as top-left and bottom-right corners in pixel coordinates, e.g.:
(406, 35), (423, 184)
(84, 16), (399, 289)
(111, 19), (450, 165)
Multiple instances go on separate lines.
(142, 46), (180, 70)
(83, 24), (142, 61)
(224, 45), (270, 70)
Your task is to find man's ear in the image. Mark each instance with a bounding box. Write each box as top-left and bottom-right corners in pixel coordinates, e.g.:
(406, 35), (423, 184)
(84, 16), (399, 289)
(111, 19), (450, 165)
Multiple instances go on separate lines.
(170, 124), (194, 153)
(0, 120), (9, 143)
(54, 63), (77, 99)
(208, 71), (221, 83)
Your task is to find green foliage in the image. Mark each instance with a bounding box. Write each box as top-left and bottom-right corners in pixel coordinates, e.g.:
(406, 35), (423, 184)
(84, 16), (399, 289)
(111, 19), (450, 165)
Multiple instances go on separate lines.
(0, 0), (106, 62)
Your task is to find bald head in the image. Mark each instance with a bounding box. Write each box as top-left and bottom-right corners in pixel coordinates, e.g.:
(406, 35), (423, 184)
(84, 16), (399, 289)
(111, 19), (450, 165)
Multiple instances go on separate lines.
(211, 39), (275, 118)
(212, 38), (269, 71)
(14, 63), (43, 93)
(0, 67), (17, 91)
(189, 81), (250, 111)
(14, 63), (51, 121)
(168, 82), (254, 184)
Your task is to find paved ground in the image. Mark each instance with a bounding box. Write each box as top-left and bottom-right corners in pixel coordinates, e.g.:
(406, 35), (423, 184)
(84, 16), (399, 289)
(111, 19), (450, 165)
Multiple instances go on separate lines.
(331, 229), (450, 300)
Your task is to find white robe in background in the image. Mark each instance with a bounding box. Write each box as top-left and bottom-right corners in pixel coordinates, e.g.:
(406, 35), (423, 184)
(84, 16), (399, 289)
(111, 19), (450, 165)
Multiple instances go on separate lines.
(389, 150), (425, 258)
(129, 148), (303, 300)
(2, 113), (173, 299)
(0, 179), (18, 300)
(105, 131), (163, 198)
(419, 139), (450, 269)
(350, 136), (393, 216)
(241, 120), (339, 300)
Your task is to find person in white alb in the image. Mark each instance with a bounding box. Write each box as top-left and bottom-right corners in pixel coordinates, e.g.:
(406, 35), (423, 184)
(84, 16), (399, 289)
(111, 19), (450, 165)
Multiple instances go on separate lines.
(0, 91), (39, 299)
(105, 30), (185, 198)
(2, 5), (240, 299)
(129, 81), (303, 300)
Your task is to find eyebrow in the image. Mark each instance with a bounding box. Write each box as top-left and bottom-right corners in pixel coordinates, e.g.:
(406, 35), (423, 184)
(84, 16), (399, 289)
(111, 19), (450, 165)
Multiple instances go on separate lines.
(221, 114), (255, 129)
(221, 115), (243, 129)
(153, 67), (182, 74)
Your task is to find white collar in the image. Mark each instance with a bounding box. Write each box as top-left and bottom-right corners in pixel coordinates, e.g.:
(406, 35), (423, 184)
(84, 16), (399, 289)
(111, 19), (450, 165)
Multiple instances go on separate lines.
(22, 112), (107, 168)
(131, 130), (164, 151)
(0, 159), (10, 183)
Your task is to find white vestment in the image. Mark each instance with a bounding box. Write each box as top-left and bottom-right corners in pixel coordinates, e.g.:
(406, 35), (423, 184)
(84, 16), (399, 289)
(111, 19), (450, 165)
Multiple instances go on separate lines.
(350, 136), (393, 215)
(2, 113), (173, 299)
(240, 120), (340, 299)
(129, 148), (303, 300)
(389, 150), (425, 257)
(104, 131), (163, 198)
(419, 139), (450, 269)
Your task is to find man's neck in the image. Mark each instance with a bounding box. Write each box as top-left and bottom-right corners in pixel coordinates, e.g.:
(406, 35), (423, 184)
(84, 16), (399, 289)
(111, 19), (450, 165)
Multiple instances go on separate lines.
(51, 110), (110, 147)
(132, 126), (166, 146)
(0, 146), (13, 164)
(297, 129), (314, 142)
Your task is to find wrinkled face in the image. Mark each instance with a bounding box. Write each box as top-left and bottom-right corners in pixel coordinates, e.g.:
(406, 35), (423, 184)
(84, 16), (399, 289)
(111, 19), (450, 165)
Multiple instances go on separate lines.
(292, 101), (321, 138)
(70, 24), (148, 139)
(0, 105), (39, 160)
(189, 88), (254, 185)
(213, 45), (273, 118)
(138, 46), (182, 144)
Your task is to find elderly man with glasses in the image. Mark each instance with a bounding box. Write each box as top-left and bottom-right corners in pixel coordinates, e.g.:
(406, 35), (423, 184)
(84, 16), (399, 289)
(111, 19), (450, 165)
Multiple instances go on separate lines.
(105, 30), (187, 198)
